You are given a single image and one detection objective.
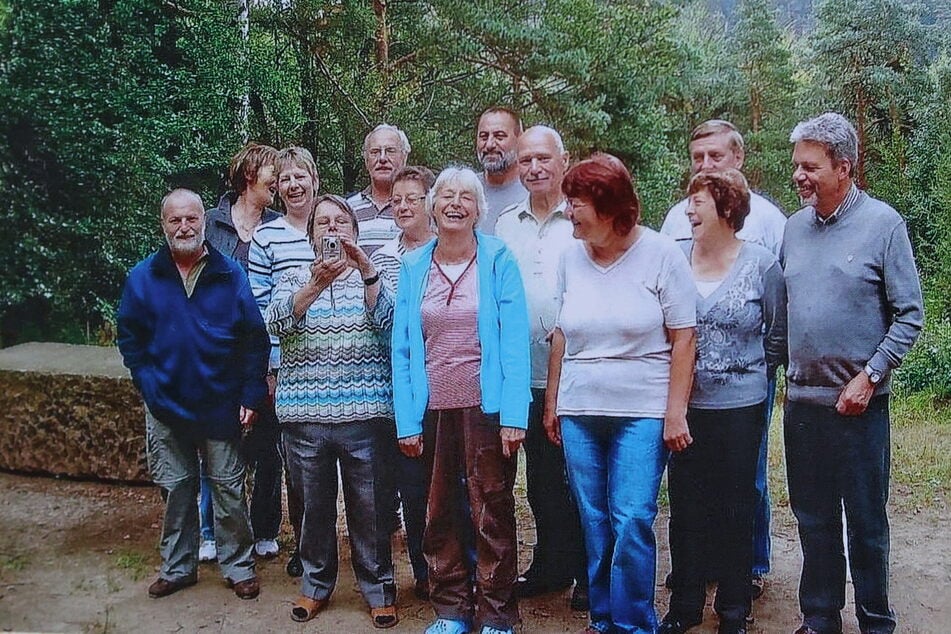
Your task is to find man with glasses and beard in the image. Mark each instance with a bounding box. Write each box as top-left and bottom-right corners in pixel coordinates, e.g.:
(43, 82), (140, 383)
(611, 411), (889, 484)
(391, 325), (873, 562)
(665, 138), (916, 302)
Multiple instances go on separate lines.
(475, 107), (528, 234)
(117, 189), (270, 601)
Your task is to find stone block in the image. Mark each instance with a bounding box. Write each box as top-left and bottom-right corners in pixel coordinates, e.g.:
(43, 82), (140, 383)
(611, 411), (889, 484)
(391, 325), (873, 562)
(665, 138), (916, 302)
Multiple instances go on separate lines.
(0, 342), (149, 483)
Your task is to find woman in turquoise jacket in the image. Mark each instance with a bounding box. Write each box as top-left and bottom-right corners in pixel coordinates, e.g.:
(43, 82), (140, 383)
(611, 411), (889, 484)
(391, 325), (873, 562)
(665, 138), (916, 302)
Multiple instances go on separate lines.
(391, 166), (531, 634)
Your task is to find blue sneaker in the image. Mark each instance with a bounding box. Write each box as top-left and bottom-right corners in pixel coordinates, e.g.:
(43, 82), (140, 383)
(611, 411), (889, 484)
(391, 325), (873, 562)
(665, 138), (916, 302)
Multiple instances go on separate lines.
(424, 618), (469, 634)
(480, 627), (514, 634)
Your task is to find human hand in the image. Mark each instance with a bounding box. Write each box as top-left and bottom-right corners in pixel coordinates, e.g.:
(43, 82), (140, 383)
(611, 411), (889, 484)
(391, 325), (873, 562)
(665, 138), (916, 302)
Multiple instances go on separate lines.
(265, 373), (277, 402)
(500, 427), (525, 458)
(664, 412), (692, 453)
(399, 434), (423, 458)
(308, 256), (348, 291)
(543, 408), (562, 446)
(340, 235), (371, 276)
(239, 406), (257, 433)
(836, 371), (875, 416)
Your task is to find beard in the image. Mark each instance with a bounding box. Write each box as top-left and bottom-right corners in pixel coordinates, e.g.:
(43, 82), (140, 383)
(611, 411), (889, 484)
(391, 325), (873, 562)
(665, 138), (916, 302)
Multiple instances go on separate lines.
(479, 148), (516, 174)
(165, 229), (204, 258)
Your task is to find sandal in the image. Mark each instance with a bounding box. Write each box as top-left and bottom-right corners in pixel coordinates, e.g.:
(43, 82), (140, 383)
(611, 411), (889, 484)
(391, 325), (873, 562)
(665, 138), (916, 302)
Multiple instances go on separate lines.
(290, 595), (327, 622)
(370, 604), (399, 629)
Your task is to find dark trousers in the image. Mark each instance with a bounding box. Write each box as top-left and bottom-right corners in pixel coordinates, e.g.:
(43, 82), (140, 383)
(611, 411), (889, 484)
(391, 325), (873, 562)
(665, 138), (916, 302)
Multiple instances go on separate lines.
(242, 405), (283, 540)
(784, 396), (895, 634)
(524, 388), (586, 584)
(667, 403), (764, 625)
(385, 423), (429, 583)
(282, 419), (396, 608)
(422, 407), (519, 630)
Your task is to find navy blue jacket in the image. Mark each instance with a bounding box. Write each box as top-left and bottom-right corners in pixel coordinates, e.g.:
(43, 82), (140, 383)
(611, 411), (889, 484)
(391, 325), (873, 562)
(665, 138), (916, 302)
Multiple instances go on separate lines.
(117, 242), (270, 439)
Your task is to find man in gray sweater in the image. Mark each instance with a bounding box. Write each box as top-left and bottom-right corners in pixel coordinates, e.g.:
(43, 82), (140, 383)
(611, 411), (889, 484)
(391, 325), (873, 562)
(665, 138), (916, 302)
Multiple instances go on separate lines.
(781, 113), (923, 634)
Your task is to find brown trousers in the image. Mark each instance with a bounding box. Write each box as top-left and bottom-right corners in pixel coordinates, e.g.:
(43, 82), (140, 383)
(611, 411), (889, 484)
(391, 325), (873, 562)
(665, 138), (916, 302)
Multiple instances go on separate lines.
(422, 407), (519, 630)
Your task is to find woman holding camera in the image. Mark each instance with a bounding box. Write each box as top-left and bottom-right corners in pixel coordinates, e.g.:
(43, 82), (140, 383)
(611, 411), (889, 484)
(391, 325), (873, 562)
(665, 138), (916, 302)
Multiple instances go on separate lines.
(266, 194), (398, 628)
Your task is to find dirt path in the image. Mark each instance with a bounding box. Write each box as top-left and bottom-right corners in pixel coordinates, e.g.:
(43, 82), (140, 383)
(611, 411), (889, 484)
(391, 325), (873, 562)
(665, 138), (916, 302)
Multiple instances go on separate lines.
(0, 471), (947, 633)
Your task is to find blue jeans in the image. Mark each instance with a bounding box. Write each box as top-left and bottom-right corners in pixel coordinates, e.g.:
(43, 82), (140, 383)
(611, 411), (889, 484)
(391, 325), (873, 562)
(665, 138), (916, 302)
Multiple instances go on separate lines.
(784, 395), (896, 634)
(199, 459), (214, 541)
(145, 410), (255, 583)
(751, 377), (776, 576)
(562, 416), (668, 634)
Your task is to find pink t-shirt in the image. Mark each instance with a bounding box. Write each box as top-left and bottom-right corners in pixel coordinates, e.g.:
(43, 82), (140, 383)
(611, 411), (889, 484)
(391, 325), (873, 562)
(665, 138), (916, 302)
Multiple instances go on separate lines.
(422, 258), (482, 409)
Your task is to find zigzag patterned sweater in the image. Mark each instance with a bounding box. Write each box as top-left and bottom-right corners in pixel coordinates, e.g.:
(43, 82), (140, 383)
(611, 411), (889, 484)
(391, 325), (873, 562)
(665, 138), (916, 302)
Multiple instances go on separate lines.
(266, 265), (395, 424)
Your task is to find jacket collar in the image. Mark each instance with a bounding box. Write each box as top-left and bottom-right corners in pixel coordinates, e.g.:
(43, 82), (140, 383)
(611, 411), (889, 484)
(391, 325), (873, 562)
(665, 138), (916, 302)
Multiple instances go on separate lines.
(401, 231), (504, 274)
(207, 192), (281, 230)
(150, 241), (231, 278)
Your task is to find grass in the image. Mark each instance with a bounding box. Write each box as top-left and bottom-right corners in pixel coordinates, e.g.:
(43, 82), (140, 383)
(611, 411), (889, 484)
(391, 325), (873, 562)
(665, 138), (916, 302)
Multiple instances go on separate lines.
(113, 550), (150, 581)
(0, 553), (29, 572)
(763, 388), (951, 512)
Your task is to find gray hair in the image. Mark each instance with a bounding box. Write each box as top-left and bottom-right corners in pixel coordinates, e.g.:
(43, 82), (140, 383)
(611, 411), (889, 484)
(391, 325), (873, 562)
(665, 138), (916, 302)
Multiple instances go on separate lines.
(691, 119), (745, 153)
(160, 188), (204, 217)
(522, 125), (566, 153)
(363, 123), (411, 155)
(428, 166), (487, 227)
(789, 113), (858, 175)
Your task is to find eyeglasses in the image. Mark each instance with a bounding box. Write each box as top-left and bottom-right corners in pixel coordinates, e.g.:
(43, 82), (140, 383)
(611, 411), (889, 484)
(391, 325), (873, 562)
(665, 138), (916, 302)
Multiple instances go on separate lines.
(314, 217), (354, 227)
(392, 194), (426, 207)
(367, 146), (403, 159)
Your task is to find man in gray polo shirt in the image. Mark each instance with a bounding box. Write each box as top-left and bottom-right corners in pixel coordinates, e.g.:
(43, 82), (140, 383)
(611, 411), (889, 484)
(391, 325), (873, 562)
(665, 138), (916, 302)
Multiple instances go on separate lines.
(476, 106), (528, 234)
(782, 113), (923, 634)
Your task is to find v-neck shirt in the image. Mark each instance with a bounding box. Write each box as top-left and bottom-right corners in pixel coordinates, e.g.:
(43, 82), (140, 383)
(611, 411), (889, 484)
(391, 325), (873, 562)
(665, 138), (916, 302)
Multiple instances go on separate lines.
(421, 257), (482, 409)
(555, 228), (696, 418)
(680, 240), (786, 409)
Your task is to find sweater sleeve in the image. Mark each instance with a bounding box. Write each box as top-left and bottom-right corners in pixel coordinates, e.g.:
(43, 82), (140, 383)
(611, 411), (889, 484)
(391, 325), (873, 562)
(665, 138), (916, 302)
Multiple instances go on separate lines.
(496, 247), (532, 430)
(265, 269), (306, 338)
(867, 221), (924, 374)
(762, 258), (788, 376)
(249, 231), (281, 369)
(116, 268), (151, 392)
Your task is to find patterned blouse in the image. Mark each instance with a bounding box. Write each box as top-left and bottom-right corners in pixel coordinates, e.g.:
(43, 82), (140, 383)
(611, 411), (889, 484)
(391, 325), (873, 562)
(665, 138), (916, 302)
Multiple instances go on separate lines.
(266, 265), (395, 424)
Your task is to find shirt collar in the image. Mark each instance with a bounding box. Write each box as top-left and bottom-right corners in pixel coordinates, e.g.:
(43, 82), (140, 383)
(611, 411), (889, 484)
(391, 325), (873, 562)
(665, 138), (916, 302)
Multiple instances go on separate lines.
(516, 197), (568, 224)
(814, 184), (859, 226)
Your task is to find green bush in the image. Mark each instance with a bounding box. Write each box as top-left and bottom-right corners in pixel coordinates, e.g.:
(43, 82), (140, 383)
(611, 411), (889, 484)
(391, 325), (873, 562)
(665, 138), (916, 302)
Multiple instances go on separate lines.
(894, 287), (951, 398)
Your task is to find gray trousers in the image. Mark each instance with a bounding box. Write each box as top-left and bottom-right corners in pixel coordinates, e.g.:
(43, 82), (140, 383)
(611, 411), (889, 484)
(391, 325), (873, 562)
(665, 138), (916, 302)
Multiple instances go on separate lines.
(145, 410), (255, 583)
(282, 418), (396, 608)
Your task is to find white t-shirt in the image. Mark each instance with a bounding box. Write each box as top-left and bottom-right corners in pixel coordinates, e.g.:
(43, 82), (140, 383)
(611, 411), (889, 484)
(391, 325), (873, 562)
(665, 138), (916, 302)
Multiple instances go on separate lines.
(660, 191), (787, 256)
(555, 228), (696, 418)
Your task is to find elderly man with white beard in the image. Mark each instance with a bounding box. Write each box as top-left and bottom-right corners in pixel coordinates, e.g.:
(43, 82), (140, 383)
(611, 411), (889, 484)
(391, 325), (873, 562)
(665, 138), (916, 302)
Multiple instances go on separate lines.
(117, 188), (270, 601)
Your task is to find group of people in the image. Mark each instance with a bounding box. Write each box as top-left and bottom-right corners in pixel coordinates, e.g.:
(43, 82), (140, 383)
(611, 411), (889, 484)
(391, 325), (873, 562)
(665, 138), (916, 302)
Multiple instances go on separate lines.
(117, 107), (923, 634)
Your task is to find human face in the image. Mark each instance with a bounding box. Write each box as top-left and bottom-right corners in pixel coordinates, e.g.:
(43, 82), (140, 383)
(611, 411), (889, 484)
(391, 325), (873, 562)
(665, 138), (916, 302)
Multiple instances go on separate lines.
(311, 201), (356, 242)
(247, 164), (277, 207)
(689, 132), (743, 175)
(364, 129), (407, 188)
(433, 184), (479, 235)
(278, 165), (317, 212)
(792, 140), (851, 214)
(565, 196), (611, 245)
(685, 186), (730, 241)
(162, 200), (205, 257)
(517, 130), (569, 197)
(391, 179), (429, 236)
(477, 112), (519, 174)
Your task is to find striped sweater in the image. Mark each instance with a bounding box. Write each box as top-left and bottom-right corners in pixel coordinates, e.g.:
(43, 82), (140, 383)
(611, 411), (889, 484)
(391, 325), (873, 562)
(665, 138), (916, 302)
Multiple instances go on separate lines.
(266, 265), (395, 424)
(248, 217), (315, 369)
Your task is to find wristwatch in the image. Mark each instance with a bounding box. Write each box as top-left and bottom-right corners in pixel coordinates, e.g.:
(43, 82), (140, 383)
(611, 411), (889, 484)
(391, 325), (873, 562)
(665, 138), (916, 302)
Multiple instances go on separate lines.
(864, 364), (883, 385)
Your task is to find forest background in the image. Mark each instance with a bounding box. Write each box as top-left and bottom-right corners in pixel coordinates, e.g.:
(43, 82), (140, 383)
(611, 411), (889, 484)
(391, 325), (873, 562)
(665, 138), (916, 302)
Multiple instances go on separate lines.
(1, 0), (950, 399)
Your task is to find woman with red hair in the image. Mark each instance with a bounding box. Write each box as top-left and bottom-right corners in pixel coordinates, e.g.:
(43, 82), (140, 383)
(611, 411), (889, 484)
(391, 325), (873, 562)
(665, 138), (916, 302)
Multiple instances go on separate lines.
(544, 153), (697, 634)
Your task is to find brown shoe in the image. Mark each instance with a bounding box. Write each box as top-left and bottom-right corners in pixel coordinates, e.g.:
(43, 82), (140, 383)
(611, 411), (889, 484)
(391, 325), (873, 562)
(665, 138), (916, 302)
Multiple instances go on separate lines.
(148, 574), (197, 598)
(229, 576), (260, 600)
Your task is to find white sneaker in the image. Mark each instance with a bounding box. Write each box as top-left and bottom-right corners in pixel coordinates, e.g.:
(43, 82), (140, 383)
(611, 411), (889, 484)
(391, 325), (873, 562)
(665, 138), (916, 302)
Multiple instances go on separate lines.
(198, 539), (217, 562)
(254, 538), (279, 558)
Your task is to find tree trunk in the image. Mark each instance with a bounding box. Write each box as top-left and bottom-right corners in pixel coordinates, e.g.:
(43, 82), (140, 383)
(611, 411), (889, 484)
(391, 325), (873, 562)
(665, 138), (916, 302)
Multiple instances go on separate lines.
(236, 0), (250, 143)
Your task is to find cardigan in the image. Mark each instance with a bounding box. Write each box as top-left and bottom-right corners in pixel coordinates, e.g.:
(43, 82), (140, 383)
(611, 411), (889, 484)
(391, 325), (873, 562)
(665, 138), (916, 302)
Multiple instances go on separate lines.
(391, 233), (532, 438)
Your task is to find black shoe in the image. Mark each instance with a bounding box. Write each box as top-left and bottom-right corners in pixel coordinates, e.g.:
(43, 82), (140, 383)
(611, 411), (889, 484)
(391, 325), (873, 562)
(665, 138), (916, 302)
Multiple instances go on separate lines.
(569, 582), (589, 611)
(285, 550), (303, 578)
(718, 620), (747, 634)
(413, 578), (429, 601)
(515, 570), (572, 598)
(657, 616), (700, 634)
(793, 627), (838, 634)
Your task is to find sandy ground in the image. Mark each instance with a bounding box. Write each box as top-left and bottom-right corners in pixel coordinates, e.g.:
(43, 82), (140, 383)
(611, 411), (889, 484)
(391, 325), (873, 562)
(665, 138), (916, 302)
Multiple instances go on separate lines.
(0, 469), (948, 634)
